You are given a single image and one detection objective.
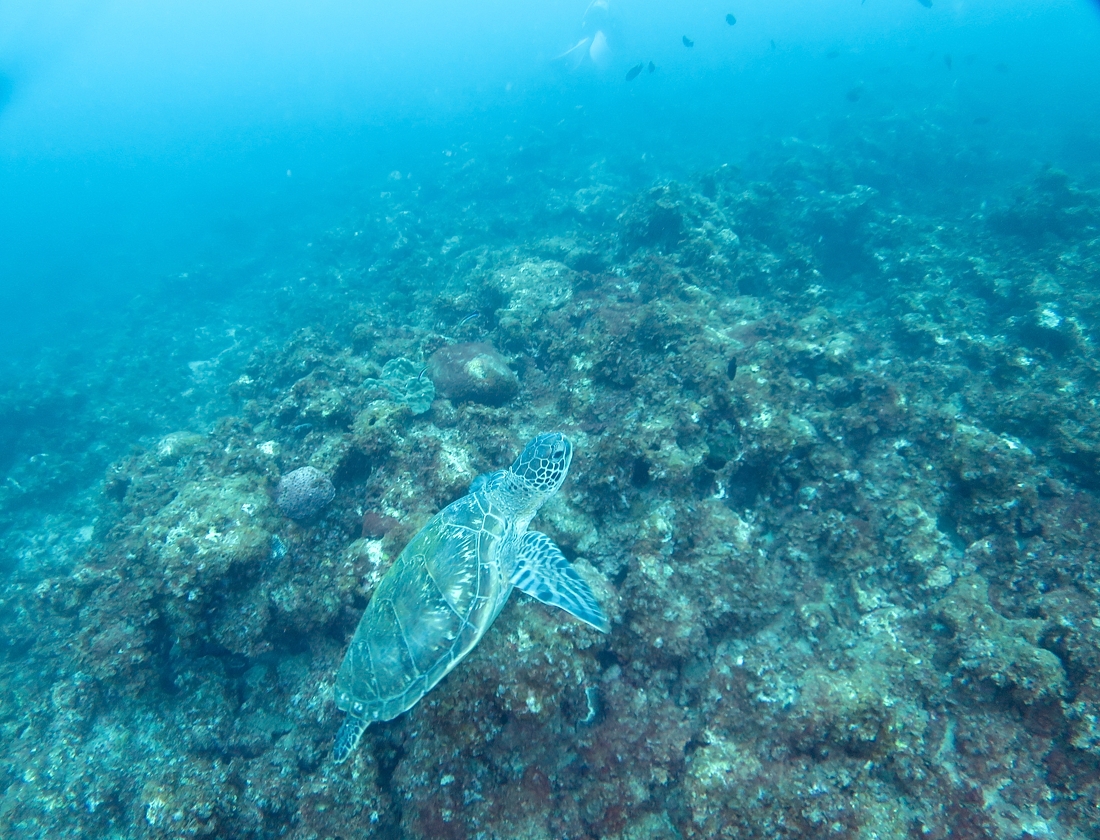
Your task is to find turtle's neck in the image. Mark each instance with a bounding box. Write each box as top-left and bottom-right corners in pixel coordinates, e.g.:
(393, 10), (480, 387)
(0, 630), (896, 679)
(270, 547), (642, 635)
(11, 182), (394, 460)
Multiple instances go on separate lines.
(499, 472), (548, 531)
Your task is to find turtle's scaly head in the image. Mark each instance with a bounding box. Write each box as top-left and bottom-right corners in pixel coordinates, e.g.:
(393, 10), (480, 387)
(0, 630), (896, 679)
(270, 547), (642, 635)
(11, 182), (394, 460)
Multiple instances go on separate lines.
(510, 433), (573, 496)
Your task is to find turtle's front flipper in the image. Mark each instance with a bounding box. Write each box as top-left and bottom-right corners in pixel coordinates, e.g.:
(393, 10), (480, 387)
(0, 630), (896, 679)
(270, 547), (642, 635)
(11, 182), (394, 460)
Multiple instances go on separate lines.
(333, 714), (369, 764)
(511, 531), (609, 633)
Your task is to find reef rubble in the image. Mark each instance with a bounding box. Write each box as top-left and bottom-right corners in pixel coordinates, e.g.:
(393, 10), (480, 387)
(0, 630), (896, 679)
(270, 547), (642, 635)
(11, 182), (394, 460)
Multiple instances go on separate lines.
(2, 147), (1100, 840)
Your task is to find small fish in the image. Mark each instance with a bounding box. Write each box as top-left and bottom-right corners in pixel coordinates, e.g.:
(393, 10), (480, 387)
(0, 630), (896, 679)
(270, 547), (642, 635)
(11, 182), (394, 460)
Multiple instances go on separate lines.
(726, 14), (736, 26)
(459, 311), (480, 326)
(270, 535), (288, 561)
(648, 61), (656, 73)
(417, 367), (429, 382)
(682, 36), (694, 48)
(626, 63), (644, 81)
(916, 0), (932, 7)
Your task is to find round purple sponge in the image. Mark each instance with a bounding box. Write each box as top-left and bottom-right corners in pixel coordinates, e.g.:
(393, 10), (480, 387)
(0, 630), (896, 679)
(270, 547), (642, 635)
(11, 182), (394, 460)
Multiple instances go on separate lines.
(275, 466), (335, 520)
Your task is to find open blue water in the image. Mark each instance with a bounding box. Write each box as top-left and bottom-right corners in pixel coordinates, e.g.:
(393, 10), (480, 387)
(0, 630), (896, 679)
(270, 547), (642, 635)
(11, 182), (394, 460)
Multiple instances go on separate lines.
(4, 2), (1096, 350)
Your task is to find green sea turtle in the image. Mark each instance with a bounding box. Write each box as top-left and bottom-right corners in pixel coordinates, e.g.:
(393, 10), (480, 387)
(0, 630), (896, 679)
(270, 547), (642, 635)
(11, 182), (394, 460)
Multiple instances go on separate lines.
(333, 432), (608, 764)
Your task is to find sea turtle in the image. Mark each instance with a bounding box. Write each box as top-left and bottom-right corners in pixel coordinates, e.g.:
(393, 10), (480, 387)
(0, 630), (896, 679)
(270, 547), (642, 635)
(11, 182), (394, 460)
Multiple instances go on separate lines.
(332, 432), (608, 764)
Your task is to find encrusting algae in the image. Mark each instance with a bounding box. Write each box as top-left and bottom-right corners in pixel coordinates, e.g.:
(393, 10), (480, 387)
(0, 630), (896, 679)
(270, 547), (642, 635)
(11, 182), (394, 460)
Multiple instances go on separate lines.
(2, 135), (1100, 840)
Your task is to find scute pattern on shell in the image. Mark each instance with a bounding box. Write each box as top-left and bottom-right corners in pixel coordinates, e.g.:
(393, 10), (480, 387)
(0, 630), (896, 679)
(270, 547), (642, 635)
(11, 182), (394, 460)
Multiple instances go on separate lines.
(275, 466), (335, 520)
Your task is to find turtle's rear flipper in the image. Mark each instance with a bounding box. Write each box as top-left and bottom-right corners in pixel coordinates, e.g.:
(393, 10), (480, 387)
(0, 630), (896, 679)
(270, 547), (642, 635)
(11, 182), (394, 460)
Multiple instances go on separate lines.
(511, 531), (609, 633)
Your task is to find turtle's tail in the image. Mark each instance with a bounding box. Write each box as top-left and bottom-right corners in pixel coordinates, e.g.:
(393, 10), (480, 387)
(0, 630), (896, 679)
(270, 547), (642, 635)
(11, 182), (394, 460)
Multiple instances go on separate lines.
(333, 715), (369, 765)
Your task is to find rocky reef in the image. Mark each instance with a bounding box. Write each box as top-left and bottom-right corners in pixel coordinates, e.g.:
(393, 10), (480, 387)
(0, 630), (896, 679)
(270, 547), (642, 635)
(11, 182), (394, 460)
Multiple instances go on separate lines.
(2, 134), (1100, 840)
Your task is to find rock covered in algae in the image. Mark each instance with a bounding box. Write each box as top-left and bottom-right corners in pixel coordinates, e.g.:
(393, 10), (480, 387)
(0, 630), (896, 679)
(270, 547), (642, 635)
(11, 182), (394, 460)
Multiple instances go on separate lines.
(275, 466), (335, 520)
(936, 574), (1067, 705)
(13, 142), (1100, 840)
(362, 356), (435, 414)
(427, 341), (519, 406)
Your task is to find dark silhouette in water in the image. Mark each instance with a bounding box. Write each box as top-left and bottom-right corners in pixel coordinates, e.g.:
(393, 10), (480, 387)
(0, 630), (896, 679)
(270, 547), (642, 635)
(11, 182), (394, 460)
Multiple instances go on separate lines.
(726, 14), (737, 26)
(626, 63), (644, 81)
(682, 35), (694, 48)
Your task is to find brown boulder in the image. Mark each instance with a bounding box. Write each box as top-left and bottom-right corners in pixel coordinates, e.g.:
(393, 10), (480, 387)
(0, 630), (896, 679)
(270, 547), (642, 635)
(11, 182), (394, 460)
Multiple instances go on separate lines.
(427, 342), (519, 406)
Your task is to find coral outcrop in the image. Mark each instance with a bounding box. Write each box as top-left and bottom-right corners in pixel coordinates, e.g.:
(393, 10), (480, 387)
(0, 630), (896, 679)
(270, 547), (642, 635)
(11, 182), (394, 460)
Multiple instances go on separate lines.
(275, 465), (336, 520)
(427, 342), (520, 406)
(3, 136), (1100, 840)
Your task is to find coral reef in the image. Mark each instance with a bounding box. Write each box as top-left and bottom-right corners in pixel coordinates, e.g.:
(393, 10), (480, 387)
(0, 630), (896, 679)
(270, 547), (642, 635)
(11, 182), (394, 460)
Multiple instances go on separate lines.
(428, 342), (519, 406)
(3, 134), (1100, 840)
(936, 575), (1067, 706)
(363, 357), (436, 416)
(276, 466), (336, 520)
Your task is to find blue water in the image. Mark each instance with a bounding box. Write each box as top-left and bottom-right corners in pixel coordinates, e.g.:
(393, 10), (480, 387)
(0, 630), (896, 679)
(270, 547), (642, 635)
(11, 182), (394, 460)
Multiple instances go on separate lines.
(3, 2), (1100, 838)
(5, 1), (1095, 344)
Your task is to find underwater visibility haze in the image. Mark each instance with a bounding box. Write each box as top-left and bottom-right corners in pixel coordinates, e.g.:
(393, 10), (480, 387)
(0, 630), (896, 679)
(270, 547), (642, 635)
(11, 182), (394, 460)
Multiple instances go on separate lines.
(3, 0), (1100, 837)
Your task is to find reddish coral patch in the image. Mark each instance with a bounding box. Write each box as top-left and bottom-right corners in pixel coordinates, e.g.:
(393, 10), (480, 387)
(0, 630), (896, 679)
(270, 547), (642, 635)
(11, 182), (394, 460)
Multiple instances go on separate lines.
(361, 511), (399, 539)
